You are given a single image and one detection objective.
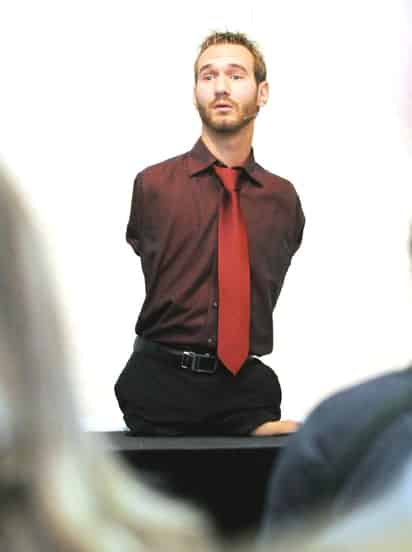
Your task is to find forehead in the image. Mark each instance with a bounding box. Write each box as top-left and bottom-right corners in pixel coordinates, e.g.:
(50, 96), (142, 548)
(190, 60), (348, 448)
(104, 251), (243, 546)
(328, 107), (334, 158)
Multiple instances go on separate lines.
(197, 43), (254, 73)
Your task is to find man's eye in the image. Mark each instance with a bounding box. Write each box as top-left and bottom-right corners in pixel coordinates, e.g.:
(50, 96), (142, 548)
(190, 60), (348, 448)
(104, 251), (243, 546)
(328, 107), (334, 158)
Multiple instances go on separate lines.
(232, 74), (243, 80)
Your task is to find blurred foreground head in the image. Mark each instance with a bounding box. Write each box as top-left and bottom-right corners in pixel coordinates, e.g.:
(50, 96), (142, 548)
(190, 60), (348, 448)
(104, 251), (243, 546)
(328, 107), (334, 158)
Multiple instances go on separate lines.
(0, 165), (218, 552)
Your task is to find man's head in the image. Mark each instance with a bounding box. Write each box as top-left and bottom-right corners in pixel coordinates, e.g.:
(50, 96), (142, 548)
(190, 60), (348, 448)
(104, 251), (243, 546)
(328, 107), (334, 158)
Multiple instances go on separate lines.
(193, 31), (269, 134)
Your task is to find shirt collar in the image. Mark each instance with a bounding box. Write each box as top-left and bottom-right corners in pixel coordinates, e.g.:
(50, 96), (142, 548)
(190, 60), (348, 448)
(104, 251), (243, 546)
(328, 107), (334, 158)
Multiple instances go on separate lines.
(187, 137), (264, 187)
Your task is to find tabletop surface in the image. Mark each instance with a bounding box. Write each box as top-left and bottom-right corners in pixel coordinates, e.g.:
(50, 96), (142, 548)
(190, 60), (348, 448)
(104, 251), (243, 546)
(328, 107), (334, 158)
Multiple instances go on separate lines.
(86, 431), (291, 452)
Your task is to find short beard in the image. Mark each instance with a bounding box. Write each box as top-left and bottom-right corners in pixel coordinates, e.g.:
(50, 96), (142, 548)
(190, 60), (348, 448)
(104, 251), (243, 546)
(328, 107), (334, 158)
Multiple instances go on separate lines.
(195, 100), (259, 134)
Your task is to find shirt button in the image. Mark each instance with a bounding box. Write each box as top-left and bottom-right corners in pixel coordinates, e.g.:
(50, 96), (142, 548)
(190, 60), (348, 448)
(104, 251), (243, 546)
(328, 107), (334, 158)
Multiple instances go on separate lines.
(212, 301), (218, 309)
(207, 337), (215, 345)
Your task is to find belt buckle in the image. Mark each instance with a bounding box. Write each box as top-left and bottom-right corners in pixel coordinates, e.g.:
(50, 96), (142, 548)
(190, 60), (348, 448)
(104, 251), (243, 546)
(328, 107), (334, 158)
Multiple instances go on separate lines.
(180, 351), (217, 374)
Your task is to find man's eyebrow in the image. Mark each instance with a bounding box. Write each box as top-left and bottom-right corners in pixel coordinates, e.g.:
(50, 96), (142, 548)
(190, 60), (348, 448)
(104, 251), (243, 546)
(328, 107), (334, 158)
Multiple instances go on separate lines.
(198, 63), (248, 74)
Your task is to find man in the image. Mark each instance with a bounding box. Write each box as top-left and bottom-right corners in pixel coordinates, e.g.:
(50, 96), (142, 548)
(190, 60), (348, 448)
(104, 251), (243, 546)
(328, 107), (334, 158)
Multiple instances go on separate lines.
(115, 31), (305, 436)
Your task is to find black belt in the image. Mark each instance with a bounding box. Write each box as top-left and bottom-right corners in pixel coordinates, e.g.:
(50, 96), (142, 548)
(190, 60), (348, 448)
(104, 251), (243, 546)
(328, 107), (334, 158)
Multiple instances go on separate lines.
(133, 336), (219, 374)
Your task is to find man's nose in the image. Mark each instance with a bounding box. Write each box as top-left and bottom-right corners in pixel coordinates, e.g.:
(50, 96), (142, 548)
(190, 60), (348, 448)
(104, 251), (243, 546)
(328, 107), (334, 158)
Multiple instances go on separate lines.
(214, 74), (231, 95)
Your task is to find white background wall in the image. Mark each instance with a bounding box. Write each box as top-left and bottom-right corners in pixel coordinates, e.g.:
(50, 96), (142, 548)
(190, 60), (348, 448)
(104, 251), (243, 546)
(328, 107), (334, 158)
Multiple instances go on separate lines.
(1, 0), (412, 429)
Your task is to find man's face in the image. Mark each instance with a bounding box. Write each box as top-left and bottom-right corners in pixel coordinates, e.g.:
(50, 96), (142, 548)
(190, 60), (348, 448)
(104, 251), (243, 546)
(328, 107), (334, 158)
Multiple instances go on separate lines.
(193, 43), (268, 134)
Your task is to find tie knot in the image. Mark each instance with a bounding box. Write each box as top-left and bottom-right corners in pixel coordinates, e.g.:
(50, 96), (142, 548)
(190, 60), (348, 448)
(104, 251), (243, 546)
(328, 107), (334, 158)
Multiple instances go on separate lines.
(213, 165), (241, 192)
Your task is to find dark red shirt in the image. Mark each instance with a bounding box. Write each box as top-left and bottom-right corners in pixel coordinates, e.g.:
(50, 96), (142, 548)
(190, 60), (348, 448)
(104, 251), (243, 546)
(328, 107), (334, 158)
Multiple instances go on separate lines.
(126, 137), (305, 356)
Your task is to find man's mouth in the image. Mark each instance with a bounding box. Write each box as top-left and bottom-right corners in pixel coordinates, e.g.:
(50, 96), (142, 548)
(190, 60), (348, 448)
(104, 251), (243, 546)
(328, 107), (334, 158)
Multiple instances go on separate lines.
(214, 103), (233, 111)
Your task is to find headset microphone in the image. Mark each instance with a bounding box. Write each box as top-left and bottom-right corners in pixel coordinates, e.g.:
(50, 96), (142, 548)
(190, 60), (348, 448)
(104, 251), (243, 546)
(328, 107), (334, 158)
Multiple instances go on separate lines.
(242, 110), (259, 122)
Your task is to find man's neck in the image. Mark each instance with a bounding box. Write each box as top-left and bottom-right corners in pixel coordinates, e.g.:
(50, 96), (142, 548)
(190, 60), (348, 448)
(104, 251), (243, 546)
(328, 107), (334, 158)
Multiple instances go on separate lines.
(200, 125), (254, 168)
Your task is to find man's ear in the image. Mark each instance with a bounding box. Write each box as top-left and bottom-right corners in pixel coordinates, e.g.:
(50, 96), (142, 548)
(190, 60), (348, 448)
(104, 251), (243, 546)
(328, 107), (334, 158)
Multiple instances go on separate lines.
(258, 81), (269, 107)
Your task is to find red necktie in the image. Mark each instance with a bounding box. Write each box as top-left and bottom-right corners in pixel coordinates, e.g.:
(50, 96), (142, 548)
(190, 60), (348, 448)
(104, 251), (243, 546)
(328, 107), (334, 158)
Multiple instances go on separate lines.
(213, 165), (250, 375)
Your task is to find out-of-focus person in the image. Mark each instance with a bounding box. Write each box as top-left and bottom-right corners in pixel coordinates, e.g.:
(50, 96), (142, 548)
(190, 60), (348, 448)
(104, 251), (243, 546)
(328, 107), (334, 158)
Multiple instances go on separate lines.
(0, 165), (217, 552)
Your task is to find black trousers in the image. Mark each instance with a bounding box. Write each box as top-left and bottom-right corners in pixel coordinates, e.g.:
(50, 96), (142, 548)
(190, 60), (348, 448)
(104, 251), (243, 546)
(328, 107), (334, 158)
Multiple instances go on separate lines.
(114, 345), (282, 436)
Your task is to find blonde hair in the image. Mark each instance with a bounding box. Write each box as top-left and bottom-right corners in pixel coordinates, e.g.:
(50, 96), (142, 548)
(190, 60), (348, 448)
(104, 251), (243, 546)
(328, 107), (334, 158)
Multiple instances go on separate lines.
(0, 165), (217, 552)
(194, 31), (267, 85)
